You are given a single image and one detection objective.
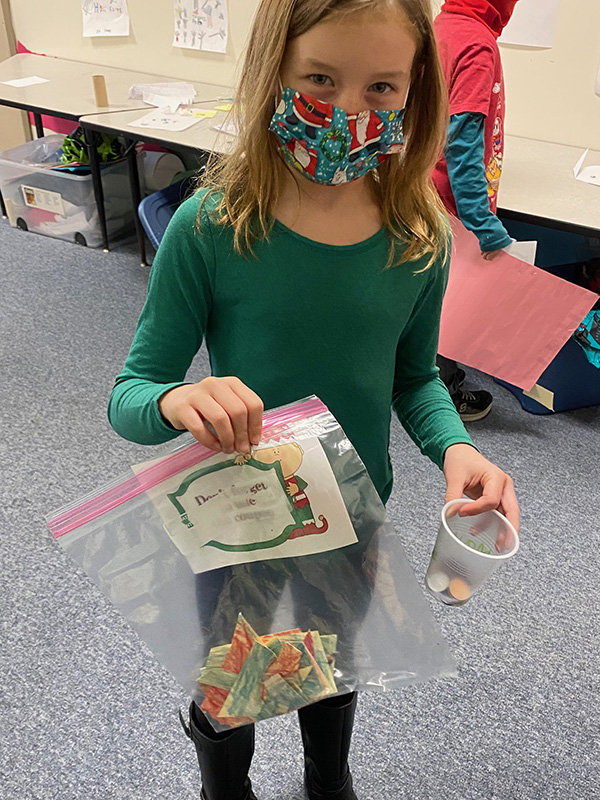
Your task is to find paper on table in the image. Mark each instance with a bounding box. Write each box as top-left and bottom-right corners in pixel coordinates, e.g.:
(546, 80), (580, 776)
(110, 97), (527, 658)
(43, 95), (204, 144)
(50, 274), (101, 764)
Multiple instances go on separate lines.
(438, 218), (598, 391)
(129, 82), (196, 113)
(135, 436), (358, 573)
(213, 120), (238, 136)
(2, 76), (49, 88)
(82, 0), (130, 37)
(129, 108), (201, 131)
(504, 240), (537, 265)
(498, 0), (559, 48)
(178, 107), (217, 119)
(573, 149), (600, 187)
(130, 82), (196, 107)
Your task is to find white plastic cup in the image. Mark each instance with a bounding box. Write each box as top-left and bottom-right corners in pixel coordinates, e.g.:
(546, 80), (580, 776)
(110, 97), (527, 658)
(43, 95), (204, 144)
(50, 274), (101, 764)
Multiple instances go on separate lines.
(426, 498), (519, 606)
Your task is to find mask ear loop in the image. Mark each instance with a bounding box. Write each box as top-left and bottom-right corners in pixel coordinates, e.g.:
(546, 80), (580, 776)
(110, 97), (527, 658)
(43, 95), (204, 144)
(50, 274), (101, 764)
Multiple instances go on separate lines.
(274, 77), (284, 110)
(402, 83), (411, 112)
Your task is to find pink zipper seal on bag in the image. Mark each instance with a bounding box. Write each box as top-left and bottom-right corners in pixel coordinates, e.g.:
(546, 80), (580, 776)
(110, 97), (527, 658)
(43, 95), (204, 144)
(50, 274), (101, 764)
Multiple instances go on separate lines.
(48, 396), (329, 539)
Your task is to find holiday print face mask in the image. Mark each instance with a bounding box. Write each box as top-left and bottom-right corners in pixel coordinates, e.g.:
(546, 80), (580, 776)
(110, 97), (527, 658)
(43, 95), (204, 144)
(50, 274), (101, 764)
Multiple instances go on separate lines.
(269, 88), (406, 185)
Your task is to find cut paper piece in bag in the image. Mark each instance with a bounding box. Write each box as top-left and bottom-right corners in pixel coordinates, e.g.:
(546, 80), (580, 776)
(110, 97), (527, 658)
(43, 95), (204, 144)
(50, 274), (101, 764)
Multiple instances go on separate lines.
(438, 218), (598, 391)
(198, 614), (337, 727)
(573, 149), (600, 187)
(135, 436), (358, 573)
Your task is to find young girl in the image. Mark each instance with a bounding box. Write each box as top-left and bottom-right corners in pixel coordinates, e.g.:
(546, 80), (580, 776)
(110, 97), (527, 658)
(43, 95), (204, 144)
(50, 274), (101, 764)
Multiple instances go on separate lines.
(109, 1), (520, 798)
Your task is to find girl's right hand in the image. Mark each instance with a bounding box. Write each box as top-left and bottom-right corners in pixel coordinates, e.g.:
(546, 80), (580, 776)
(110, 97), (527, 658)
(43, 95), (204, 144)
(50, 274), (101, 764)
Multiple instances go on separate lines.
(158, 376), (264, 454)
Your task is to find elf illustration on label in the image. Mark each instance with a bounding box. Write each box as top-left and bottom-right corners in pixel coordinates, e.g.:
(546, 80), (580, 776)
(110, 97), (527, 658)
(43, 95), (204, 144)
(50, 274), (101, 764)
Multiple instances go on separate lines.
(252, 443), (328, 537)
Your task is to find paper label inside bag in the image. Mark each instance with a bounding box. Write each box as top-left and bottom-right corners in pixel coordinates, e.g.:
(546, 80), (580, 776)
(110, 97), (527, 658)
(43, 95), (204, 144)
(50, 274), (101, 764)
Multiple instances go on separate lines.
(135, 437), (358, 573)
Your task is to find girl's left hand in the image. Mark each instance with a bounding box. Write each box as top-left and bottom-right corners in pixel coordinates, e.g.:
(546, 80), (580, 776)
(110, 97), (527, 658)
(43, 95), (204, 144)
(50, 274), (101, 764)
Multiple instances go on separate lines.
(443, 443), (520, 533)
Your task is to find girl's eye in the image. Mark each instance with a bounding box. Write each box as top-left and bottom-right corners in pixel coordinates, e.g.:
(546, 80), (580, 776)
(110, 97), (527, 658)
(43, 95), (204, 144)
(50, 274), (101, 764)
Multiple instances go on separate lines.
(309, 74), (333, 86)
(369, 82), (393, 94)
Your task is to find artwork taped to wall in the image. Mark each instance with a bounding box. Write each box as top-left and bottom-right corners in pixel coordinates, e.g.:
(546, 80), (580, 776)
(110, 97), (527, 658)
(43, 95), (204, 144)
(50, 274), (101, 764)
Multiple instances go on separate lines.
(82, 0), (130, 37)
(173, 0), (229, 53)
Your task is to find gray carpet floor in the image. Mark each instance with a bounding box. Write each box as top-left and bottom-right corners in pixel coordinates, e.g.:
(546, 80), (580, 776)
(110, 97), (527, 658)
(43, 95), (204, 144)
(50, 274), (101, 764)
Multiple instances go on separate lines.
(1, 216), (599, 800)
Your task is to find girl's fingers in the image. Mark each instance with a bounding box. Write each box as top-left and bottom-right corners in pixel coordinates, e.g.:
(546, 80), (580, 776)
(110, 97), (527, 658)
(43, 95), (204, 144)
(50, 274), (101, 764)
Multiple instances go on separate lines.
(209, 382), (252, 454)
(194, 393), (237, 453)
(229, 379), (264, 445)
(178, 406), (222, 451)
(458, 476), (503, 516)
(500, 480), (520, 534)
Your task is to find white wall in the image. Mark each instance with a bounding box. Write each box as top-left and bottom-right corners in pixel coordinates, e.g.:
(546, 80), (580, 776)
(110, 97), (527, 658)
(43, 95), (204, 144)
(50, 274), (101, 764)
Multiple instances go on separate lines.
(9, 0), (600, 149)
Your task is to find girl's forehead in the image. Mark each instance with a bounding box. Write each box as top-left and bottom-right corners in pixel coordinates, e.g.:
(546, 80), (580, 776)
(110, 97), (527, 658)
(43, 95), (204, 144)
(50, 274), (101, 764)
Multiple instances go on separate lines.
(287, 7), (417, 75)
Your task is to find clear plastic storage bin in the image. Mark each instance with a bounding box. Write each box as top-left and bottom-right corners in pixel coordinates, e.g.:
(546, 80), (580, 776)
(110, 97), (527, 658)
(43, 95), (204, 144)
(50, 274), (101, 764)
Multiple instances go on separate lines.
(0, 134), (142, 248)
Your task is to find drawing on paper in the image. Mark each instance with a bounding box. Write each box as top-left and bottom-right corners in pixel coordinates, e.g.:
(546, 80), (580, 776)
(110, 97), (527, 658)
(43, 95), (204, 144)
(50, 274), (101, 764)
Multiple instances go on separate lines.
(82, 0), (130, 37)
(173, 0), (229, 53)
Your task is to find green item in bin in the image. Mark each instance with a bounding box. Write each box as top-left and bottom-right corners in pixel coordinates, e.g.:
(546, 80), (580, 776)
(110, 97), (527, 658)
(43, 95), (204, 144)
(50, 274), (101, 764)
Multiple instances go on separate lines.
(60, 126), (125, 167)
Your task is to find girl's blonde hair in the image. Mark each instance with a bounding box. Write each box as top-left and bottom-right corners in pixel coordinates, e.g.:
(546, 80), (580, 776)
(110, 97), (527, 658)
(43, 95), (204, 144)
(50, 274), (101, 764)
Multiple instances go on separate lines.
(196, 0), (450, 269)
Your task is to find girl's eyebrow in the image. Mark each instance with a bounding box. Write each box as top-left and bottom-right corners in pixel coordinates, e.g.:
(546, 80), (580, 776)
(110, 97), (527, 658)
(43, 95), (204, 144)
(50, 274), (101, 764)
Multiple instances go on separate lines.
(302, 59), (407, 80)
(370, 70), (408, 80)
(302, 59), (338, 72)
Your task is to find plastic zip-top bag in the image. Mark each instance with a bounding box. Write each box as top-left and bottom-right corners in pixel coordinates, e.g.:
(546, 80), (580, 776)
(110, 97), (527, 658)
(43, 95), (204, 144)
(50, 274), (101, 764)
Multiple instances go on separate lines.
(47, 396), (456, 730)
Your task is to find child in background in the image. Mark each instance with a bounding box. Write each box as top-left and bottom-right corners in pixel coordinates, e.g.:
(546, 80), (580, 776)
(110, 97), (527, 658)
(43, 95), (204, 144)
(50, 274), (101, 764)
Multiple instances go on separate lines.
(433, 0), (520, 422)
(109, 1), (520, 798)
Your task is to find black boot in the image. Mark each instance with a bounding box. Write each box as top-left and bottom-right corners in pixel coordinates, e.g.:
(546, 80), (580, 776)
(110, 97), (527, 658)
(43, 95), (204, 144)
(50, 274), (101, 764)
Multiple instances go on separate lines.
(298, 693), (358, 800)
(180, 702), (257, 800)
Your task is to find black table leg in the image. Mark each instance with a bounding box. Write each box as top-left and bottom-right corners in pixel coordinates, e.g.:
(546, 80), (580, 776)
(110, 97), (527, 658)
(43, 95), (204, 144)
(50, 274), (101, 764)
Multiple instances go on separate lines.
(123, 136), (147, 267)
(84, 127), (110, 252)
(33, 112), (45, 138)
(0, 191), (7, 219)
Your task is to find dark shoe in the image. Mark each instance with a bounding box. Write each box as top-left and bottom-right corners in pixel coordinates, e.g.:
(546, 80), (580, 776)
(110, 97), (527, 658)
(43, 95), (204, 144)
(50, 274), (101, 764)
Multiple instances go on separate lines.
(452, 389), (493, 422)
(298, 693), (358, 800)
(180, 703), (257, 800)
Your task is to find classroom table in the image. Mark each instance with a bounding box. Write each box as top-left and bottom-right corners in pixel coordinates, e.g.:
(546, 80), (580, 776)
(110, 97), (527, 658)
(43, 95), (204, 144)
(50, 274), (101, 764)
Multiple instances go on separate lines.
(0, 53), (232, 251)
(79, 105), (235, 265)
(498, 134), (600, 238)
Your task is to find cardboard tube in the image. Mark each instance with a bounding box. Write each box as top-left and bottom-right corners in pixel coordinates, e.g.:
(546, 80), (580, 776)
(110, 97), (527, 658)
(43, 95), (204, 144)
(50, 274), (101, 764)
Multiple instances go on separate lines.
(93, 75), (109, 108)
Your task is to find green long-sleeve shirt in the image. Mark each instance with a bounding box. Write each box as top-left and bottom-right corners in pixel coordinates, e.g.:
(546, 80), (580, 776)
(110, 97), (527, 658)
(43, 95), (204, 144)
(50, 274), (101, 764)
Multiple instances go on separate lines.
(108, 190), (474, 504)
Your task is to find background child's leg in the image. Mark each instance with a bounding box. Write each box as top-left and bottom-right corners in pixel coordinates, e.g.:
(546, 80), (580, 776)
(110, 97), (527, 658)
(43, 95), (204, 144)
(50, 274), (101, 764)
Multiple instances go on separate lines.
(436, 354), (465, 395)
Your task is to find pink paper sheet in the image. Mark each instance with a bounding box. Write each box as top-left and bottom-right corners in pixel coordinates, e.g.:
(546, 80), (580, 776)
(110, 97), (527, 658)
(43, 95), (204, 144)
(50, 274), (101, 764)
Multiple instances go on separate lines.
(438, 219), (598, 391)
